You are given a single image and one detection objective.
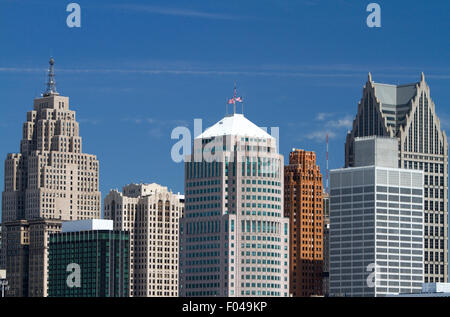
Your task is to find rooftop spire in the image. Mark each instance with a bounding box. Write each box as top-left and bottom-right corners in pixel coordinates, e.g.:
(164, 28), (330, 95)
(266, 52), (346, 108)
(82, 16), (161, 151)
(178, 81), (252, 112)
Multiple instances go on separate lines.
(43, 57), (59, 97)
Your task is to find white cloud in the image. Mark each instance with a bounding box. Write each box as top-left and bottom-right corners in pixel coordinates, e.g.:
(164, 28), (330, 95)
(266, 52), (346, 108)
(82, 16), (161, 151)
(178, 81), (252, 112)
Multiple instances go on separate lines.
(111, 4), (241, 20)
(327, 115), (353, 129)
(1, 64), (449, 81)
(148, 127), (163, 139)
(316, 112), (333, 121)
(122, 117), (154, 124)
(302, 113), (353, 143)
(305, 130), (336, 142)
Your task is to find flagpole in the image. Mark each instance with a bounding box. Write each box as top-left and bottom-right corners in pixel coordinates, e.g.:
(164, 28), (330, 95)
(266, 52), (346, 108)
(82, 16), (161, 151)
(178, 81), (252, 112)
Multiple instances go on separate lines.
(227, 83), (243, 116)
(233, 83), (237, 115)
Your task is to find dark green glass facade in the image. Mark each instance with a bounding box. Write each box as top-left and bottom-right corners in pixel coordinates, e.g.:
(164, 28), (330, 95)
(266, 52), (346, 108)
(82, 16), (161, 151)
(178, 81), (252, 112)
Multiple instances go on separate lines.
(48, 230), (129, 297)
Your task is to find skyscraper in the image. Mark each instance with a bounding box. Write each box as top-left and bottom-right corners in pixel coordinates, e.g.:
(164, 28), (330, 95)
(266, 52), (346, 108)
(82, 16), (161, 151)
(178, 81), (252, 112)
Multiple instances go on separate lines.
(1, 59), (101, 296)
(331, 137), (424, 296)
(345, 73), (448, 283)
(104, 183), (184, 297)
(284, 149), (324, 296)
(180, 111), (289, 297)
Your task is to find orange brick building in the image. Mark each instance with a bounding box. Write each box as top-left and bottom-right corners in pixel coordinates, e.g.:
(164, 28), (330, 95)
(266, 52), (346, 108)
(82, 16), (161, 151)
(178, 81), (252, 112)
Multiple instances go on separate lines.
(284, 149), (324, 297)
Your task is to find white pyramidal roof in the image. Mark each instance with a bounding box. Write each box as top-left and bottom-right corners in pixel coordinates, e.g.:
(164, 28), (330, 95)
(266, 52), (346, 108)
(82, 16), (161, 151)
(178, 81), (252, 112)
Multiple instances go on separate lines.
(195, 113), (274, 140)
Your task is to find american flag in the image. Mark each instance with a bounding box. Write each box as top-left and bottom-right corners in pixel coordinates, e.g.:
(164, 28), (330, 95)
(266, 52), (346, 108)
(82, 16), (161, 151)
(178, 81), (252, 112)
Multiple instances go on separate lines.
(228, 86), (243, 104)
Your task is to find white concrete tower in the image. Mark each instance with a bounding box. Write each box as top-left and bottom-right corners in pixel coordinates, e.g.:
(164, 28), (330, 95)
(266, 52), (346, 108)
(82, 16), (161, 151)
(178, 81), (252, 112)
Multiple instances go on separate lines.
(180, 108), (289, 297)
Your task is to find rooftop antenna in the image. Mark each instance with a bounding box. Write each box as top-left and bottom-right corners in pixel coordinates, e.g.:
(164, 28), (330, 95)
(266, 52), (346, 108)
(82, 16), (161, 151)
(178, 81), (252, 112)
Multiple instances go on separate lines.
(43, 57), (58, 97)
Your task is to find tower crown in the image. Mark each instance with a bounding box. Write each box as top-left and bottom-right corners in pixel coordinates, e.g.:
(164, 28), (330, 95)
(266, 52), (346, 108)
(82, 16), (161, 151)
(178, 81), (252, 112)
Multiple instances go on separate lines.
(43, 58), (59, 97)
(195, 113), (274, 140)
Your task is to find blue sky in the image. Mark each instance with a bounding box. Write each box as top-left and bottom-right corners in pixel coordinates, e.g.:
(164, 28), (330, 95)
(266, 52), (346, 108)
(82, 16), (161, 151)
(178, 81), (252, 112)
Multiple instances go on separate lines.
(0, 0), (449, 215)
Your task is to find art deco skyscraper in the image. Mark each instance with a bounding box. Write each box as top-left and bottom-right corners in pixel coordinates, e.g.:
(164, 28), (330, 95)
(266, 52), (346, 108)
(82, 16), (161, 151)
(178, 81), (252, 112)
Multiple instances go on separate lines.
(1, 59), (101, 296)
(179, 111), (289, 297)
(345, 73), (448, 283)
(284, 149), (324, 296)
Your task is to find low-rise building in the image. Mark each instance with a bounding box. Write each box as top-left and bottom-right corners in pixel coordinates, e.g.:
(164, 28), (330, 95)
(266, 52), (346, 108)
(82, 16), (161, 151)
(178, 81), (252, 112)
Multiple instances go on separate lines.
(391, 283), (450, 297)
(48, 219), (130, 297)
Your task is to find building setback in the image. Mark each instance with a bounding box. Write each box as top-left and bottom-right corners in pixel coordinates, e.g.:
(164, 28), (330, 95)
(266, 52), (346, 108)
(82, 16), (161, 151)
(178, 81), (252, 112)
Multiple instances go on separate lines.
(1, 59), (101, 296)
(284, 149), (324, 296)
(48, 220), (129, 297)
(180, 112), (289, 297)
(104, 183), (184, 297)
(330, 137), (424, 296)
(345, 73), (448, 283)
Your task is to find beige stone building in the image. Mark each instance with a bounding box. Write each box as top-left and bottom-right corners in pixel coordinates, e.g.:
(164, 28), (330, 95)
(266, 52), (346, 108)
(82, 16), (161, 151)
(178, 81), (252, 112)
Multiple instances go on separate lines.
(4, 219), (62, 297)
(28, 219), (62, 297)
(1, 59), (101, 296)
(104, 183), (184, 297)
(3, 221), (30, 297)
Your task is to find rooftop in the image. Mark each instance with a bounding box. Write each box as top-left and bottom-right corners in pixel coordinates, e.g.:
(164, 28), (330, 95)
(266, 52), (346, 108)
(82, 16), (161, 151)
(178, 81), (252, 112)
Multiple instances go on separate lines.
(368, 73), (424, 134)
(62, 219), (113, 233)
(373, 82), (418, 106)
(195, 113), (274, 140)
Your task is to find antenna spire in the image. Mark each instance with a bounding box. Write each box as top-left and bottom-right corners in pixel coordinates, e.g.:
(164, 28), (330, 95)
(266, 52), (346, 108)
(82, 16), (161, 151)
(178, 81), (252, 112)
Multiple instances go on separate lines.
(43, 57), (59, 97)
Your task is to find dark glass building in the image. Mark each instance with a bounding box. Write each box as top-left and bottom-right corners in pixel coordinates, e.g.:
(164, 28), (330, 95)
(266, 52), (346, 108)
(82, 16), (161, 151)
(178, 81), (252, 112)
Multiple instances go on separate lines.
(48, 220), (130, 297)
